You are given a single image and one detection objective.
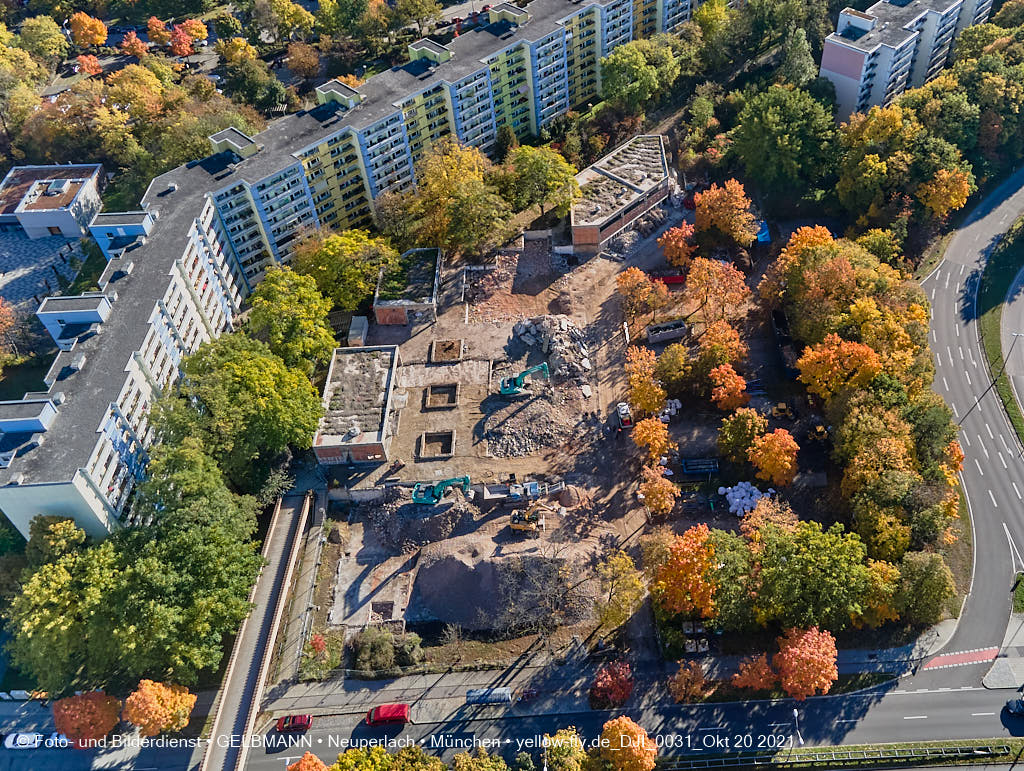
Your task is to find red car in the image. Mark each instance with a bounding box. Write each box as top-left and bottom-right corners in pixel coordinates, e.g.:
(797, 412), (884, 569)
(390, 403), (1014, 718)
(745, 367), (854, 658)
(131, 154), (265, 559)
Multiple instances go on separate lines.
(365, 703), (411, 726)
(276, 714), (312, 733)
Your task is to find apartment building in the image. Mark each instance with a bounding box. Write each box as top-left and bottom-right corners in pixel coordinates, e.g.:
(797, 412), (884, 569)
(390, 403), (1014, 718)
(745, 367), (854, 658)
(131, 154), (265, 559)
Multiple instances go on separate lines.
(820, 0), (991, 120)
(0, 165), (103, 239)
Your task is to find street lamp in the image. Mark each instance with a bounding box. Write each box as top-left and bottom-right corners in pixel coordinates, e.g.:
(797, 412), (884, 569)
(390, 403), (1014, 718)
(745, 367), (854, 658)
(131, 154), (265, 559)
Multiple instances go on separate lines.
(793, 708), (805, 747)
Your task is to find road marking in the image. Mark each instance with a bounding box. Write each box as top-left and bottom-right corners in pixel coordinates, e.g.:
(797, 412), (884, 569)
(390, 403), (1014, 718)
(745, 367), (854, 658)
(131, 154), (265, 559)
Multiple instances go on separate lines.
(975, 458), (985, 475)
(961, 264), (966, 276)
(963, 433), (971, 447)
(1000, 451), (1008, 468)
(989, 490), (998, 507)
(1014, 482), (1022, 500)
(956, 323), (960, 337)
(987, 423), (995, 439)
(966, 370), (972, 386)
(835, 719), (858, 723)
(904, 716), (928, 720)
(945, 272), (950, 289)
(943, 376), (950, 390)
(980, 438), (989, 458)
(948, 346), (954, 366)
(959, 345), (964, 359)
(1004, 522), (1024, 573)
(972, 712), (996, 716)
(1004, 434), (1013, 451)
(931, 287), (936, 301)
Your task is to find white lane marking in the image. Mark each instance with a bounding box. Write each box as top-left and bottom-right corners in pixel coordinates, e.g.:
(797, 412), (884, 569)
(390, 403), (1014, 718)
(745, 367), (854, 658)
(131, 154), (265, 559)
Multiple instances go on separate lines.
(979, 438), (989, 458)
(966, 370), (972, 386)
(904, 715), (928, 720)
(961, 264), (966, 276)
(948, 346), (954, 366)
(945, 272), (950, 289)
(1014, 482), (1022, 500)
(1004, 522), (1024, 573)
(931, 287), (936, 301)
(959, 345), (964, 359)
(989, 490), (998, 507)
(975, 458), (985, 475)
(836, 719), (858, 723)
(972, 712), (996, 716)
(987, 423), (995, 439)
(963, 433), (971, 447)
(1000, 451), (1008, 468)
(943, 376), (950, 390)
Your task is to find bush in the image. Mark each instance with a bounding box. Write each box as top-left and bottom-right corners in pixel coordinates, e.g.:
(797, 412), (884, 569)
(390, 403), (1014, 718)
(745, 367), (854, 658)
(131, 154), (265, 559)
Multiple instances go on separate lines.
(299, 632), (344, 681)
(352, 626), (395, 671)
(394, 632), (424, 667)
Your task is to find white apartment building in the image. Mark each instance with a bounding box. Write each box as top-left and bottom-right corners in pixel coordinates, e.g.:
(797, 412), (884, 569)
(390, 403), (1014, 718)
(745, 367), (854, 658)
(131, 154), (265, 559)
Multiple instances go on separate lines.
(819, 0), (991, 120)
(0, 165), (103, 239)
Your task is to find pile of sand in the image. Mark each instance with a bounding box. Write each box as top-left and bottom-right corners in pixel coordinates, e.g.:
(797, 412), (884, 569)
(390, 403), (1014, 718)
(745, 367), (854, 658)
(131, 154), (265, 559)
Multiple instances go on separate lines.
(356, 487), (479, 553)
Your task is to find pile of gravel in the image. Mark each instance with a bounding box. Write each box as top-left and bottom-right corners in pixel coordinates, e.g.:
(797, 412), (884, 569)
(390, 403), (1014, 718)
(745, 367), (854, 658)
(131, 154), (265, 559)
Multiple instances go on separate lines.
(512, 314), (592, 379)
(357, 487), (478, 553)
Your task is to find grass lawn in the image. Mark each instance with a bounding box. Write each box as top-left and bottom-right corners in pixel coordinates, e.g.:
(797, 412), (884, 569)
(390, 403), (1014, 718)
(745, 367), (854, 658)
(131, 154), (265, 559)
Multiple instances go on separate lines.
(1015, 572), (1024, 614)
(976, 216), (1024, 446)
(761, 738), (1022, 768)
(63, 245), (106, 296)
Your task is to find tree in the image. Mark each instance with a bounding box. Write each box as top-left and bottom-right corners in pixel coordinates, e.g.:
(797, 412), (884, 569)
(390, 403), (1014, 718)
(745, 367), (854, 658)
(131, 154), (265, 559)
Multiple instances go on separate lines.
(226, 59), (288, 111)
(392, 745), (446, 771)
(897, 551), (955, 625)
(748, 429), (799, 486)
(658, 223), (697, 268)
(694, 180), (759, 247)
(217, 37), (258, 64)
(443, 179), (512, 258)
(332, 745), (394, 771)
(246, 265), (335, 373)
(732, 654), (776, 690)
(394, 0), (442, 33)
(710, 363), (748, 410)
(917, 167), (972, 220)
(797, 334), (882, 400)
(740, 497), (798, 544)
(595, 551), (645, 631)
(598, 717), (656, 771)
(180, 19), (209, 41)
(668, 661), (708, 702)
(290, 753), (331, 771)
(625, 345), (666, 414)
(994, 0), (1024, 26)
(774, 627), (838, 700)
(17, 16), (69, 64)
(453, 748), (509, 771)
(169, 25), (195, 57)
(76, 54), (102, 76)
(655, 343), (692, 397)
(316, 0), (370, 37)
(682, 257), (750, 325)
(776, 29), (816, 87)
(732, 85), (836, 194)
(590, 660), (634, 707)
(292, 229), (398, 311)
(652, 524), (716, 617)
(26, 515), (85, 568)
(632, 417), (673, 461)
(717, 408), (767, 463)
(693, 0), (733, 70)
(495, 124), (519, 161)
(69, 13), (107, 47)
(617, 267), (654, 319)
(505, 145), (580, 215)
(124, 680), (197, 736)
(700, 320), (747, 364)
(212, 11), (244, 39)
(600, 43), (660, 114)
(859, 559), (901, 628)
(639, 465), (679, 516)
(757, 521), (870, 631)
(53, 692), (121, 747)
(544, 728), (587, 771)
(148, 17), (172, 46)
(120, 31), (149, 58)
(287, 41), (320, 81)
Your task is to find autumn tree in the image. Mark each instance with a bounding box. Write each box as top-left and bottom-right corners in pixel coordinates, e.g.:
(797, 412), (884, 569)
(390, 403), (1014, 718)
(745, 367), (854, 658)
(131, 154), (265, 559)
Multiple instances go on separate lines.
(683, 257), (750, 325)
(917, 167), (972, 220)
(858, 559), (901, 628)
(595, 551), (645, 631)
(293, 229), (398, 311)
(148, 17), (172, 46)
(732, 654), (776, 691)
(544, 728), (588, 771)
(287, 41), (321, 81)
(53, 692), (121, 748)
(617, 267), (654, 319)
(658, 222), (697, 268)
(694, 179), (758, 247)
(120, 31), (149, 58)
(632, 417), (674, 461)
(798, 334), (883, 400)
(289, 753), (330, 771)
(124, 680), (197, 736)
(69, 13), (107, 47)
(598, 717), (656, 771)
(773, 627), (838, 700)
(625, 346), (667, 414)
(412, 137), (495, 250)
(748, 429), (799, 486)
(655, 343), (692, 397)
(17, 16), (69, 64)
(709, 363), (748, 410)
(217, 37), (258, 64)
(169, 25), (195, 57)
(651, 524), (716, 617)
(180, 19), (209, 41)
(668, 661), (708, 702)
(717, 407), (767, 463)
(700, 320), (747, 364)
(590, 661), (634, 707)
(639, 465), (679, 516)
(896, 551), (955, 625)
(76, 54), (102, 76)
(395, 0), (443, 33)
(740, 497), (799, 544)
(505, 145), (580, 215)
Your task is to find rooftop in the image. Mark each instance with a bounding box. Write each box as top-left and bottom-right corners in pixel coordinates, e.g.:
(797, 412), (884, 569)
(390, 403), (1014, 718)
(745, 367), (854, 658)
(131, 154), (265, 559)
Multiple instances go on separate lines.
(0, 165), (101, 216)
(831, 0), (962, 51)
(375, 248), (441, 304)
(315, 347), (400, 448)
(571, 135), (669, 227)
(90, 211), (151, 227)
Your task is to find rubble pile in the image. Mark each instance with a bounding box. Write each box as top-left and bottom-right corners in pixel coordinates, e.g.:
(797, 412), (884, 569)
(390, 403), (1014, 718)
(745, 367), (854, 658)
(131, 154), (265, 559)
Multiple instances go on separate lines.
(604, 207), (669, 258)
(512, 315), (592, 379)
(483, 395), (578, 457)
(357, 487), (478, 552)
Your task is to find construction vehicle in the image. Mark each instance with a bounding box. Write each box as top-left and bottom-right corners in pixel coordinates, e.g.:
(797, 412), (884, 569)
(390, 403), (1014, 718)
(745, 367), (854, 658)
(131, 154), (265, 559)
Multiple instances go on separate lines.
(771, 402), (794, 420)
(809, 424), (830, 442)
(499, 362), (549, 396)
(412, 476), (471, 505)
(615, 402), (634, 430)
(509, 501), (555, 537)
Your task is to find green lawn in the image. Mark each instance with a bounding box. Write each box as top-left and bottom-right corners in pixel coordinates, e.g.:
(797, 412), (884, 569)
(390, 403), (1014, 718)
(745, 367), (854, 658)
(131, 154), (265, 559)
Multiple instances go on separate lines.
(64, 243), (106, 296)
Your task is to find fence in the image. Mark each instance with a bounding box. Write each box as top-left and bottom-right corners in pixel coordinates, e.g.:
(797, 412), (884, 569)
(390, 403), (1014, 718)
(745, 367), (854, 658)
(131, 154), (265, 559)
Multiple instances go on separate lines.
(657, 744), (1013, 770)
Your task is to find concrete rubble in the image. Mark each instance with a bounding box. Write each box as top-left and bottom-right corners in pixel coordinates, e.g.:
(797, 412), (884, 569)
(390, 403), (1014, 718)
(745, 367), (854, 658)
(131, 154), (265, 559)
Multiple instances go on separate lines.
(512, 314), (591, 380)
(356, 487), (479, 553)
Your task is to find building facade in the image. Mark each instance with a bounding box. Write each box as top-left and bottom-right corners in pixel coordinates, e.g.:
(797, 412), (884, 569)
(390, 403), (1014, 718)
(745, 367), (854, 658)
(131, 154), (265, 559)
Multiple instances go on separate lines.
(0, 165), (103, 239)
(820, 0), (991, 120)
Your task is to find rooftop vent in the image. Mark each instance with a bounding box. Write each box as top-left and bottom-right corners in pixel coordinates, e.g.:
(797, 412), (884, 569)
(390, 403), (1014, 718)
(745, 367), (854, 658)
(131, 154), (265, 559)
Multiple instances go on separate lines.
(46, 179), (71, 196)
(70, 353), (86, 372)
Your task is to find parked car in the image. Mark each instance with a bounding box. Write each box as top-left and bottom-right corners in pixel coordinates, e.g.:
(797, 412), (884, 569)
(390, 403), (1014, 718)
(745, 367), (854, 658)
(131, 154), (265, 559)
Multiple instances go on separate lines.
(45, 732), (71, 748)
(4, 733), (44, 749)
(615, 402), (634, 430)
(365, 704), (411, 726)
(1006, 698), (1024, 715)
(276, 714), (312, 733)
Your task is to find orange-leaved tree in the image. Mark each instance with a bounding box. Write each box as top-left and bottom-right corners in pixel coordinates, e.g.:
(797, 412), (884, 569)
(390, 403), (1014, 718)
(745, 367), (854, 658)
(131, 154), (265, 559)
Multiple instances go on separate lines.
(76, 54), (102, 75)
(124, 680), (197, 736)
(69, 12), (107, 47)
(668, 661), (708, 703)
(651, 524), (716, 617)
(774, 627), (838, 700)
(748, 429), (799, 486)
(599, 716), (657, 771)
(658, 222), (697, 268)
(694, 179), (758, 247)
(632, 417), (674, 461)
(626, 345), (666, 414)
(683, 257), (750, 326)
(288, 752), (329, 771)
(639, 464), (679, 517)
(617, 266), (654, 319)
(740, 497), (799, 545)
(797, 333), (882, 400)
(179, 18), (209, 40)
(169, 25), (195, 57)
(709, 363), (748, 411)
(590, 661), (634, 708)
(120, 31), (149, 57)
(147, 17), (172, 46)
(917, 167), (971, 221)
(700, 319), (747, 364)
(759, 225), (834, 305)
(732, 653), (776, 690)
(53, 691), (121, 748)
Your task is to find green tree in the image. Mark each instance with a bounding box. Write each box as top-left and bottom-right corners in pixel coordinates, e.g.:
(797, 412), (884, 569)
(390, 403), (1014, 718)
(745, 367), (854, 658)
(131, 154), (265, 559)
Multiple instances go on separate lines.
(212, 12), (243, 38)
(732, 85), (836, 194)
(756, 521), (871, 631)
(717, 407), (768, 464)
(693, 0), (733, 70)
(292, 229), (398, 310)
(707, 528), (757, 632)
(225, 59), (288, 111)
(246, 266), (335, 373)
(776, 28), (817, 88)
(394, 0), (441, 33)
(600, 43), (660, 114)
(494, 124), (519, 161)
(544, 727), (588, 771)
(25, 516), (85, 568)
(505, 145), (580, 215)
(316, 0), (369, 36)
(17, 16), (69, 65)
(442, 179), (512, 258)
(896, 551), (955, 625)
(655, 343), (692, 397)
(594, 550), (645, 632)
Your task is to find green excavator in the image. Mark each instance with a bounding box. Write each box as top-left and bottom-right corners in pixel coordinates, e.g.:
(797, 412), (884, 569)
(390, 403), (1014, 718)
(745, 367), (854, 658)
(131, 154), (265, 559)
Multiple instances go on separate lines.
(411, 475), (471, 505)
(499, 362), (549, 396)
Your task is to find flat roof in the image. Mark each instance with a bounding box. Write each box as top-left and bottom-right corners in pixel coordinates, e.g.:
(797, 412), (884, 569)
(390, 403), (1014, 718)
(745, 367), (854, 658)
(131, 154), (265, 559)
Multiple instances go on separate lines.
(375, 248), (441, 304)
(209, 126), (257, 151)
(315, 346), (399, 448)
(833, 0), (962, 51)
(0, 165), (101, 215)
(37, 295), (108, 314)
(571, 135), (669, 228)
(91, 211), (150, 227)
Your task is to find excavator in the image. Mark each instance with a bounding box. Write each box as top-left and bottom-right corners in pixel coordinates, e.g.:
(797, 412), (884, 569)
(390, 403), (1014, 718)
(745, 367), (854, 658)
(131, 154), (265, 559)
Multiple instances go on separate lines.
(509, 501), (555, 538)
(499, 362), (549, 397)
(412, 475), (471, 505)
